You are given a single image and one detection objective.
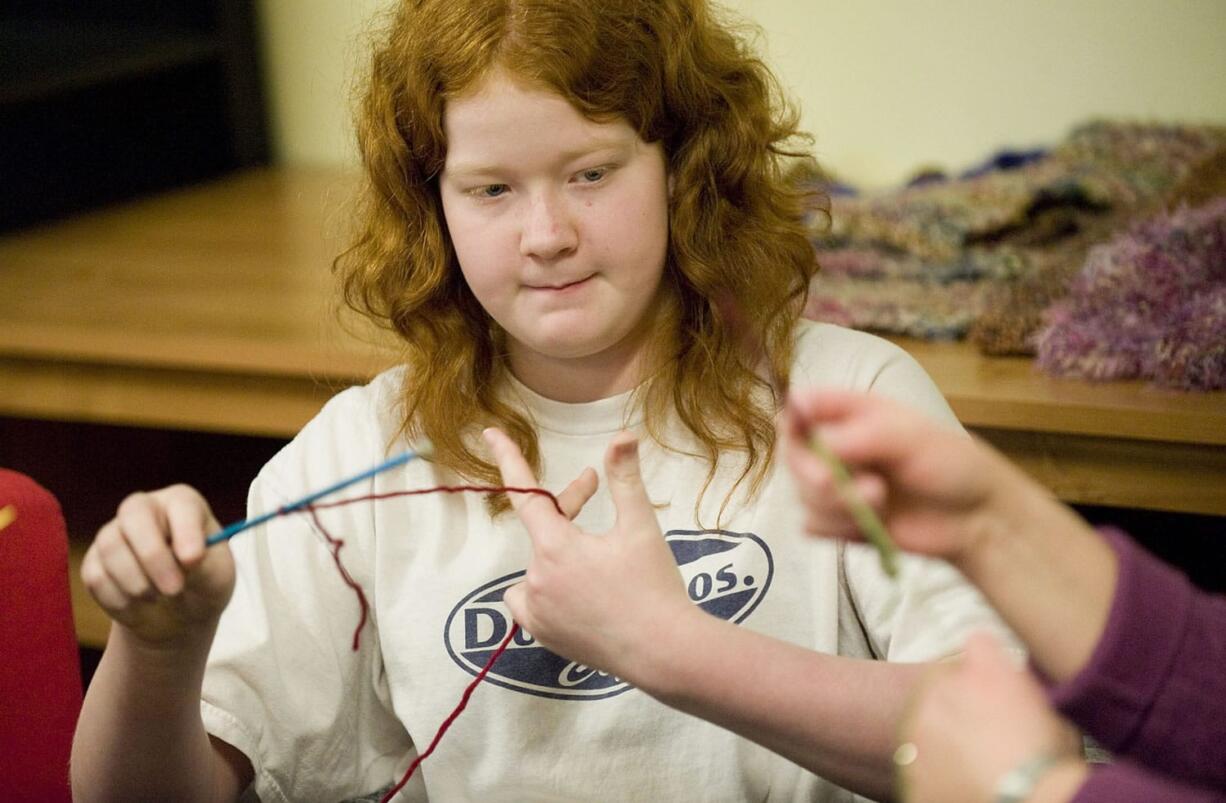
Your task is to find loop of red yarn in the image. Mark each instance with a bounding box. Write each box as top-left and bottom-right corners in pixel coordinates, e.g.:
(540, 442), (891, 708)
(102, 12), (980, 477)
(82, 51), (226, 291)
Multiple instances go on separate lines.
(280, 484), (560, 799)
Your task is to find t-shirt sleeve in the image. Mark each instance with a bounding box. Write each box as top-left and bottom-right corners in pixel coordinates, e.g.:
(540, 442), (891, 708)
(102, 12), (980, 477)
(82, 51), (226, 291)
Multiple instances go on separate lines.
(200, 438), (411, 802)
(790, 323), (961, 434)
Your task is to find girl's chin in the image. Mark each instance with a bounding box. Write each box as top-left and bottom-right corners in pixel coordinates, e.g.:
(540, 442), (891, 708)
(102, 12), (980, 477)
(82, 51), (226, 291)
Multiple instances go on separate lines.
(509, 328), (643, 365)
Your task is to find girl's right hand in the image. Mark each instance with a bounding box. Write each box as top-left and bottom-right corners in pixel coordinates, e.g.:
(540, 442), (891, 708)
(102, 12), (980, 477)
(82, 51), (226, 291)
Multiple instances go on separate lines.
(81, 484), (236, 647)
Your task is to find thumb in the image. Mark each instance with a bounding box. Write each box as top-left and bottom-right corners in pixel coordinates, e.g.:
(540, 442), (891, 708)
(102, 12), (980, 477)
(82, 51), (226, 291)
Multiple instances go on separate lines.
(604, 432), (657, 536)
(503, 582), (528, 628)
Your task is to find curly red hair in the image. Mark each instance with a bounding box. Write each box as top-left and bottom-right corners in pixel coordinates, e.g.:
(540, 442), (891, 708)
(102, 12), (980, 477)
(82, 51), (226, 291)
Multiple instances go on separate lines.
(336, 0), (821, 516)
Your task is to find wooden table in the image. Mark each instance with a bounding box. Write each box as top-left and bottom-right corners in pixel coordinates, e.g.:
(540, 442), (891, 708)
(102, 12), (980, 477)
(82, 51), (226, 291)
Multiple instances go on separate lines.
(894, 339), (1226, 519)
(2, 168), (1223, 646)
(0, 169), (392, 437)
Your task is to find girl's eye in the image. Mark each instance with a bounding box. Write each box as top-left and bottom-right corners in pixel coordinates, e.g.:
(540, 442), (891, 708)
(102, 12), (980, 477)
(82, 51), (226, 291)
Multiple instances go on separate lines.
(578, 167), (608, 183)
(478, 184), (508, 198)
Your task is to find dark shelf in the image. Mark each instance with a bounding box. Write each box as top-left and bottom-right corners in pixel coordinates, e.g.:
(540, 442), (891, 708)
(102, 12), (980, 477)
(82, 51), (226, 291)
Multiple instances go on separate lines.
(0, 20), (223, 105)
(0, 1), (268, 232)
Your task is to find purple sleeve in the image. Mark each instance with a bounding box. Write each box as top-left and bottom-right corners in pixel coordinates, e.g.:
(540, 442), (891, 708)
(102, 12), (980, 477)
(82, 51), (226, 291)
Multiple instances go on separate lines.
(1046, 527), (1226, 790)
(1072, 761), (1225, 803)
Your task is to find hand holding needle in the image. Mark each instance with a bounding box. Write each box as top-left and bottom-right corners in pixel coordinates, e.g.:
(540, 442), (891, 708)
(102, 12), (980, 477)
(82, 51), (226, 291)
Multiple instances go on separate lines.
(716, 293), (899, 577)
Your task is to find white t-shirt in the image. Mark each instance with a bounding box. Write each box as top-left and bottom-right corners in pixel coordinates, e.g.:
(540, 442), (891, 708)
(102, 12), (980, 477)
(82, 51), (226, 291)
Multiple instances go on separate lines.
(202, 321), (1008, 802)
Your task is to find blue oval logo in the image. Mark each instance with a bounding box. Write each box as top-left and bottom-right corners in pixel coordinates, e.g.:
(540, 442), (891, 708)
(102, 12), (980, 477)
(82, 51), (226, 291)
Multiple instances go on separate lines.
(443, 529), (774, 700)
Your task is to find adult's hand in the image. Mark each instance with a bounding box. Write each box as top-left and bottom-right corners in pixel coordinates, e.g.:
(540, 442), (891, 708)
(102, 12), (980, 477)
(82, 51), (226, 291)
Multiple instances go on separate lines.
(897, 632), (1087, 803)
(784, 390), (1037, 565)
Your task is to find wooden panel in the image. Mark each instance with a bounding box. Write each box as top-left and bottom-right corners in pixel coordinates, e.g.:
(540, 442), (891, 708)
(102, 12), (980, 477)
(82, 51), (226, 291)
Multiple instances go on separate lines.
(0, 358), (358, 438)
(973, 427), (1226, 517)
(897, 339), (1226, 446)
(68, 538), (110, 649)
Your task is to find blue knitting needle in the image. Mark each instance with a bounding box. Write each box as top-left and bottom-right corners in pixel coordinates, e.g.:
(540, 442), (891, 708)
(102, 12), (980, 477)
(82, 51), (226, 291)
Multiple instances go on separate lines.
(206, 444), (432, 547)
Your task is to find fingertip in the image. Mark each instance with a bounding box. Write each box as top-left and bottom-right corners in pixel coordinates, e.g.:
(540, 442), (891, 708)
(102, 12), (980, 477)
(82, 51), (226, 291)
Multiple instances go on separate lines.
(576, 466), (600, 493)
(605, 433), (643, 482)
(503, 582), (526, 621)
(785, 388), (816, 416)
(485, 427), (517, 458)
(854, 473), (887, 509)
(175, 522), (209, 568)
(781, 399), (805, 437)
(813, 423), (850, 455)
(610, 431), (639, 459)
(176, 538), (205, 568)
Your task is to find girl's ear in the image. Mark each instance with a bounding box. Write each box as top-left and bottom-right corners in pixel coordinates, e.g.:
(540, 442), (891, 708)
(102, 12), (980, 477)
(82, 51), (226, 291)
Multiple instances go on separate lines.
(667, 173), (675, 199)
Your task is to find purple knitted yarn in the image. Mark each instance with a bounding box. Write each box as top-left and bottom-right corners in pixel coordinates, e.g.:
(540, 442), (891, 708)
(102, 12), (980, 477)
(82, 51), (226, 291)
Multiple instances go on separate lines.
(1149, 286), (1226, 390)
(1035, 197), (1226, 389)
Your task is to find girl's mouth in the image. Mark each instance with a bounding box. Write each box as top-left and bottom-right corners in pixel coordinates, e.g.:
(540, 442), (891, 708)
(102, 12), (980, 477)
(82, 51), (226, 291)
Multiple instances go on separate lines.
(529, 275), (594, 293)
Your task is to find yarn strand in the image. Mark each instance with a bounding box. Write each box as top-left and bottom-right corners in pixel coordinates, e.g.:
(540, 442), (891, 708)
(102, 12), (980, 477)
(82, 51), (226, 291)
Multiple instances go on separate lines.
(242, 483), (562, 797)
(378, 624), (520, 803)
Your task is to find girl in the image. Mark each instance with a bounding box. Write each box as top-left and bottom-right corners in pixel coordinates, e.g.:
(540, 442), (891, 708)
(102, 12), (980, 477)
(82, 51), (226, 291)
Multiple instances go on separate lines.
(73, 2), (1010, 801)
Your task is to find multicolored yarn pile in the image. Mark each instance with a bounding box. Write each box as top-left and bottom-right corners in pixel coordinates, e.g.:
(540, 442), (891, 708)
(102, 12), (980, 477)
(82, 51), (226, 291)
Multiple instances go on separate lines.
(801, 121), (1226, 369)
(1035, 197), (1226, 390)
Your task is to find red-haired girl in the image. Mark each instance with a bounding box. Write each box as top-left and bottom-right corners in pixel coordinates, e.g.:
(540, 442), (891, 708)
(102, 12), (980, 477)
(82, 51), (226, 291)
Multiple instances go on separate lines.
(73, 2), (1011, 800)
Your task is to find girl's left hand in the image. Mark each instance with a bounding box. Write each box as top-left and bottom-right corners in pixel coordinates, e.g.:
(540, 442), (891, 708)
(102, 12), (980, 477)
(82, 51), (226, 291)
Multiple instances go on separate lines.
(484, 427), (697, 682)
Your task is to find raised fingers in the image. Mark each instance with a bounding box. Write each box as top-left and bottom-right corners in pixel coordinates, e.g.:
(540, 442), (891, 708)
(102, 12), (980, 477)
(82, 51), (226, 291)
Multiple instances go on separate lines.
(604, 432), (658, 537)
(556, 467), (599, 521)
(483, 427), (565, 532)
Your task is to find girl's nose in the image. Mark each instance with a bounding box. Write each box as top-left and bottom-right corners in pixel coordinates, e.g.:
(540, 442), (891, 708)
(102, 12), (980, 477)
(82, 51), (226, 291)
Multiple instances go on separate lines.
(520, 192), (578, 259)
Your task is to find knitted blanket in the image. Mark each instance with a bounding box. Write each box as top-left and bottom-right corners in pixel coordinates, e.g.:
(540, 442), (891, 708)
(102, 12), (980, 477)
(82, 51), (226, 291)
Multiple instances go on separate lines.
(1034, 198), (1226, 390)
(803, 121), (1226, 355)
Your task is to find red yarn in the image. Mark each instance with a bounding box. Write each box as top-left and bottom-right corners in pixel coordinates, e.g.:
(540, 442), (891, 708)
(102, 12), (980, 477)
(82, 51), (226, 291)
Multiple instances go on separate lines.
(379, 624), (520, 803)
(312, 484), (566, 516)
(277, 484), (560, 799)
(305, 505), (370, 651)
(299, 485), (563, 652)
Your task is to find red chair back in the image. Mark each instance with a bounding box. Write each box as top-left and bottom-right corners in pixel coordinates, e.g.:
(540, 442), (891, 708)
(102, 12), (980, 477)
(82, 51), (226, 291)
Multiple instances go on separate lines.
(0, 469), (82, 803)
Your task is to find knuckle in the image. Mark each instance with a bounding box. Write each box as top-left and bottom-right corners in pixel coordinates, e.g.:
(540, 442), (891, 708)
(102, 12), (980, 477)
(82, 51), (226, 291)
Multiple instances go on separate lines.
(131, 539), (170, 567)
(116, 491), (149, 518)
(534, 539), (562, 563)
(94, 529), (124, 560)
(161, 483), (204, 507)
(524, 568), (548, 595)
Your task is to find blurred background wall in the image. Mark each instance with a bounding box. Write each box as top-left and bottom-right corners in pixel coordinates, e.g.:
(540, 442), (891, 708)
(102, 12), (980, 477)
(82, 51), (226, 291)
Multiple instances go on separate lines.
(257, 0), (1226, 188)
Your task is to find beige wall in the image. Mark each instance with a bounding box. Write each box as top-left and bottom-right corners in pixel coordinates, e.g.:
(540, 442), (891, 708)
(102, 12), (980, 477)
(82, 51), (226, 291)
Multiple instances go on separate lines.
(257, 0), (1226, 187)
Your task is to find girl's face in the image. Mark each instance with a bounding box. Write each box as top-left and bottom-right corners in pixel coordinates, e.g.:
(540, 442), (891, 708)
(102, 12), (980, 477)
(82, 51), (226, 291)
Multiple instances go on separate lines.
(439, 68), (671, 403)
